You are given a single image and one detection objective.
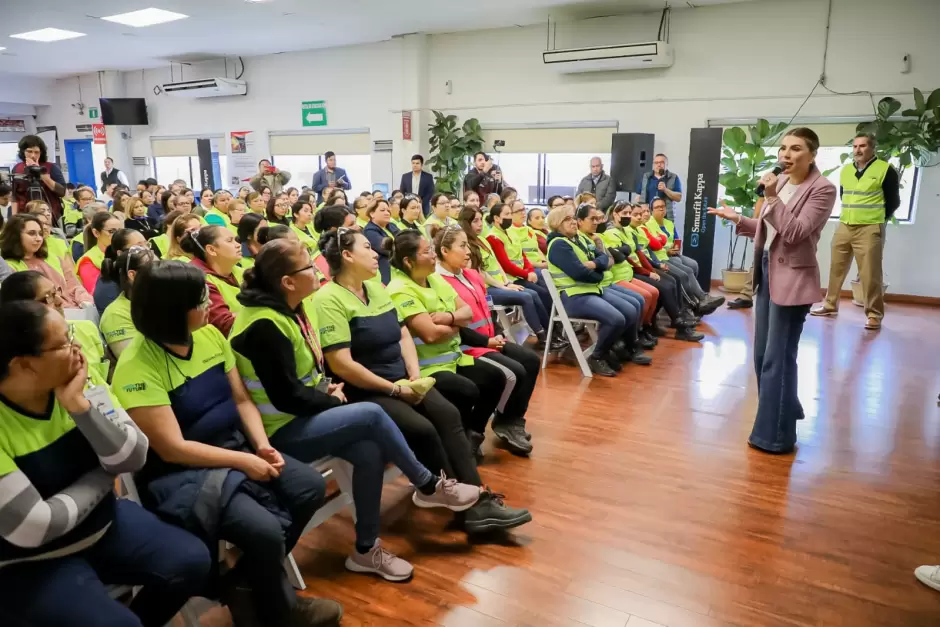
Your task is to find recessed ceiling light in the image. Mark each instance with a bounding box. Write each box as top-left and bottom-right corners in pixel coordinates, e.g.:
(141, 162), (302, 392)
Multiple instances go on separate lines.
(0, 48), (5, 52)
(10, 28), (86, 42)
(101, 8), (189, 27)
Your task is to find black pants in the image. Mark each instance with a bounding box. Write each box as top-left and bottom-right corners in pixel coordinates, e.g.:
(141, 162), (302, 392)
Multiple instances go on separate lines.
(480, 344), (539, 422)
(346, 386), (482, 487)
(634, 272), (681, 322)
(431, 360), (506, 435)
(218, 455), (325, 623)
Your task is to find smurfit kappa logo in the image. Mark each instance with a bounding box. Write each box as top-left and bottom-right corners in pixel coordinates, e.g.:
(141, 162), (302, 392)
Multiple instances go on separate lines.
(690, 233), (699, 247)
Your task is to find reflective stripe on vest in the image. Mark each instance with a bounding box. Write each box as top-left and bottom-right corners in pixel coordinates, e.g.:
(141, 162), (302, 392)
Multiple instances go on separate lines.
(509, 225), (545, 264)
(839, 160), (889, 225)
(468, 319), (488, 330)
(546, 237), (602, 297)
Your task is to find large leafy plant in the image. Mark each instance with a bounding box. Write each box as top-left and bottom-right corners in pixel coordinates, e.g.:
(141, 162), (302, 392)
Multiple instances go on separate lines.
(427, 111), (484, 195)
(718, 119), (788, 271)
(850, 88), (940, 170)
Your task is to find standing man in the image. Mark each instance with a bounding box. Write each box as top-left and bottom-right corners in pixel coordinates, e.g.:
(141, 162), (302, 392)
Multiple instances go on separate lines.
(639, 153), (682, 221)
(249, 159), (291, 196)
(576, 157), (616, 211)
(811, 133), (899, 330)
(311, 151), (351, 204)
(99, 157), (129, 194)
(464, 152), (505, 203)
(399, 154), (435, 217)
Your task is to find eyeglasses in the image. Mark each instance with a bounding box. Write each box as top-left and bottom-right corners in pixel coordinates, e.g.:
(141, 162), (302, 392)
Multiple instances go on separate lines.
(286, 264), (314, 276)
(42, 324), (75, 353)
(38, 285), (63, 305)
(102, 227), (120, 235)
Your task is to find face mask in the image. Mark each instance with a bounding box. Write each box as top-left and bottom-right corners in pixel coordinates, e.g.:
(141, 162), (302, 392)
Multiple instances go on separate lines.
(500, 218), (512, 230)
(595, 222), (608, 234)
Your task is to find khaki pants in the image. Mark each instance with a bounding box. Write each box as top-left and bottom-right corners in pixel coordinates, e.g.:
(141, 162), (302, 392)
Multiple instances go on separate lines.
(823, 222), (884, 320)
(740, 264), (754, 300)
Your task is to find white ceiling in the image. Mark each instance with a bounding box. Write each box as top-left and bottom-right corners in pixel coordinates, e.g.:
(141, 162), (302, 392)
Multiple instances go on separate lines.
(0, 0), (760, 78)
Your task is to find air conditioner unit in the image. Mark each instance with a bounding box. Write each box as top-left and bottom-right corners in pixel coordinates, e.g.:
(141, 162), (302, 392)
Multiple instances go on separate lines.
(542, 41), (673, 74)
(160, 77), (247, 99)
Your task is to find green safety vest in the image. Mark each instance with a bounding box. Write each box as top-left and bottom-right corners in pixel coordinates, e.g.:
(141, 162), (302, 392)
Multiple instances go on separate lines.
(390, 218), (406, 231)
(46, 237), (69, 262)
(206, 272), (243, 318)
(150, 233), (169, 257)
(63, 205), (83, 228)
(72, 319), (110, 383)
(839, 159), (889, 225)
(509, 225), (545, 264)
(75, 245), (105, 277)
(546, 237), (602, 297)
(230, 305), (322, 437)
(577, 232), (614, 288)
(387, 270), (474, 376)
(599, 227), (635, 283)
(356, 216), (369, 229)
(478, 237), (507, 284)
(423, 214), (454, 240)
(489, 225), (525, 268)
(8, 253), (65, 278)
(646, 217), (675, 262)
(206, 208), (237, 234)
(626, 224), (650, 249)
(290, 224), (318, 257)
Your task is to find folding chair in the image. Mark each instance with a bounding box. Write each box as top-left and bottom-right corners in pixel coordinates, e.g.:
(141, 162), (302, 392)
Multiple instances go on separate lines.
(491, 304), (532, 346)
(540, 271), (599, 378)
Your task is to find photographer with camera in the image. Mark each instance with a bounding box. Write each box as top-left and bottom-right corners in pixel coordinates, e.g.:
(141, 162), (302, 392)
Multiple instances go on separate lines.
(11, 135), (66, 223)
(464, 151), (505, 203)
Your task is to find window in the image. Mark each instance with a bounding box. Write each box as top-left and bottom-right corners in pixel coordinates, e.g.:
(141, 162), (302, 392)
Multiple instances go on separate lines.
(272, 154), (372, 194)
(491, 153), (540, 203)
(487, 152), (612, 205)
(152, 155), (228, 190)
(815, 147), (919, 222)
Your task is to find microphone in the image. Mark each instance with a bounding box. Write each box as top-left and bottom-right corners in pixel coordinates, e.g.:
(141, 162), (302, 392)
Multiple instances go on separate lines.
(756, 163), (784, 197)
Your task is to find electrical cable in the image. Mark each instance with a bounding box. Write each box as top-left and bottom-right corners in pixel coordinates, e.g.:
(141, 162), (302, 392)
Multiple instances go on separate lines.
(786, 79), (821, 126)
(235, 56), (245, 80)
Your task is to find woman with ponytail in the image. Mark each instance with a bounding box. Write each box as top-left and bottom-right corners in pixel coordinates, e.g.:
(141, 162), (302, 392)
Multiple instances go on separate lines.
(180, 225), (244, 336)
(236, 212), (268, 271)
(166, 213), (202, 262)
(362, 198), (399, 284)
(99, 243), (155, 355)
(94, 228), (147, 315)
(75, 211), (122, 293)
(289, 199), (318, 257)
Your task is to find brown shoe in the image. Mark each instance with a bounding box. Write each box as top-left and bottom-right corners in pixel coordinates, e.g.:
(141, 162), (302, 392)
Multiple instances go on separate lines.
(865, 317), (882, 330)
(810, 304), (838, 317)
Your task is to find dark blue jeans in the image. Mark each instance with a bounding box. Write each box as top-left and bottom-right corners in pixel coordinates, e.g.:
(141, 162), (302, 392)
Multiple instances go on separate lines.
(0, 499), (211, 627)
(514, 271), (553, 321)
(561, 291), (628, 358)
(489, 285), (547, 332)
(269, 402), (434, 549)
(749, 251), (810, 453)
(604, 284), (642, 344)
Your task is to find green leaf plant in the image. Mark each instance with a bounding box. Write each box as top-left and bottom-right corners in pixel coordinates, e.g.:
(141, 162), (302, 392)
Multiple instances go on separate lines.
(427, 111), (484, 195)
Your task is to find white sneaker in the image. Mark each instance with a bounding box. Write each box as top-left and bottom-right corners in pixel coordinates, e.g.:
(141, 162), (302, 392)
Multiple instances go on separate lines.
(915, 565), (940, 592)
(345, 540), (414, 582)
(412, 471), (481, 512)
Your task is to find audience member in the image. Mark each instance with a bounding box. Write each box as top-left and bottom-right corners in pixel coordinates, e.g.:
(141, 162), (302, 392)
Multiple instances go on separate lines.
(363, 198), (400, 284)
(237, 212), (268, 270)
(352, 196), (372, 229)
(0, 183), (12, 220)
(424, 193), (456, 240)
(205, 190), (237, 234)
(266, 191), (291, 226)
(124, 198), (160, 240)
(290, 199), (318, 257)
(485, 203), (553, 318)
(286, 187), (300, 205)
(246, 190), (266, 214)
(398, 195), (423, 231)
(11, 135), (67, 222)
(577, 157), (616, 211)
(194, 188), (214, 218)
(250, 158), (292, 196)
(399, 154), (435, 216)
(75, 212), (122, 294)
(94, 228), (147, 315)
(464, 152), (505, 201)
(180, 226), (243, 336)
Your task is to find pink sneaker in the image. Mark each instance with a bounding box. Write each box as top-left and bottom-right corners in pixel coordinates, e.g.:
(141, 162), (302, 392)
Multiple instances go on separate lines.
(344, 540), (413, 582)
(412, 471), (480, 512)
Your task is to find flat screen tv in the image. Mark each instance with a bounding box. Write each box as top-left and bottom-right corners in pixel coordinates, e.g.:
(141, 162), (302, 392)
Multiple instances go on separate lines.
(99, 98), (149, 125)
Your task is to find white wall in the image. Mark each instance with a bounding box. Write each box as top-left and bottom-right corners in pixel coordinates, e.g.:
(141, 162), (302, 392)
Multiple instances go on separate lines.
(34, 0), (940, 296)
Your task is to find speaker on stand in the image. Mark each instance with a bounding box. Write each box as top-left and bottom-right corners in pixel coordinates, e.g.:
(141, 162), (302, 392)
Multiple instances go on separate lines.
(609, 133), (655, 203)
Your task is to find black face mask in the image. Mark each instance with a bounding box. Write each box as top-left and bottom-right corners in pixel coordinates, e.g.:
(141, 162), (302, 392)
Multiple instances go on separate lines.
(595, 222), (608, 234)
(500, 218), (513, 230)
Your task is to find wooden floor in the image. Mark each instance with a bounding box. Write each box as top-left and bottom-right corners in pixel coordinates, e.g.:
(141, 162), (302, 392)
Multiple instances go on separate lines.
(202, 298), (940, 627)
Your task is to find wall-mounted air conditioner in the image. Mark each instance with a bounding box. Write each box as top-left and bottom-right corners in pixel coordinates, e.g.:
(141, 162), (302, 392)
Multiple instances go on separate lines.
(160, 77), (247, 99)
(542, 41), (674, 74)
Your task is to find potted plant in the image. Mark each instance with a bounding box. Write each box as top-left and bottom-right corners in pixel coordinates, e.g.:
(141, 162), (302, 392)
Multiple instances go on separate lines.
(717, 119), (789, 292)
(427, 111), (485, 195)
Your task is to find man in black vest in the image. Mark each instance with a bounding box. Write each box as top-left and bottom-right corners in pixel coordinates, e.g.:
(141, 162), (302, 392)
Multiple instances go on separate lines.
(99, 157), (129, 193)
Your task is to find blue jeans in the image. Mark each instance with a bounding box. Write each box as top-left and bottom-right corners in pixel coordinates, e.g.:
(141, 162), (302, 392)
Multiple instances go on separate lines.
(561, 291), (627, 357)
(514, 271), (553, 319)
(749, 251), (810, 453)
(0, 499), (211, 627)
(269, 402), (434, 548)
(489, 285), (547, 332)
(604, 284), (643, 343)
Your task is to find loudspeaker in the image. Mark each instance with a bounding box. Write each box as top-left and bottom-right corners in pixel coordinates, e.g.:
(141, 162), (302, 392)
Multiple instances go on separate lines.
(609, 133), (655, 193)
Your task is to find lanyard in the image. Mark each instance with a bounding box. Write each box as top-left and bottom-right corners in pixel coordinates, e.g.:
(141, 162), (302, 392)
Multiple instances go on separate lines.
(296, 311), (323, 375)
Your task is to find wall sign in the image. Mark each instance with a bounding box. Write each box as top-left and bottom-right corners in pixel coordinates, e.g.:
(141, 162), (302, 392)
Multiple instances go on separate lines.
(681, 127), (722, 291)
(88, 107), (99, 120)
(92, 123), (107, 145)
(0, 119), (26, 133)
(402, 111), (412, 141)
(301, 100), (327, 127)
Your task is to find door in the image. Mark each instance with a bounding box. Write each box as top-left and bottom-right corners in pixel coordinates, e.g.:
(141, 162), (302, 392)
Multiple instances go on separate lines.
(64, 139), (96, 188)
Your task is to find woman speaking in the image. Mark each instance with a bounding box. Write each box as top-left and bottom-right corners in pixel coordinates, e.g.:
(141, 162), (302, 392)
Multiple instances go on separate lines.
(709, 127), (835, 454)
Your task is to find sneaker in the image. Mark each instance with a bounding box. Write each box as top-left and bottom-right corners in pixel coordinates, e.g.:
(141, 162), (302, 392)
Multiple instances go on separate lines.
(588, 356), (616, 377)
(344, 540), (414, 582)
(915, 565), (940, 592)
(628, 349), (652, 366)
(810, 304), (838, 317)
(640, 328), (659, 346)
(288, 597), (344, 627)
(727, 297), (753, 310)
(412, 471), (481, 511)
(604, 351), (623, 372)
(674, 327), (705, 342)
(464, 488), (533, 534)
(639, 335), (657, 350)
(518, 417), (532, 441)
(696, 295), (724, 316)
(492, 419), (533, 456)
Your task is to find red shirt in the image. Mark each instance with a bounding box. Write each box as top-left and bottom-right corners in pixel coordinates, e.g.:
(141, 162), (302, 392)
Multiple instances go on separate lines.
(486, 234), (534, 280)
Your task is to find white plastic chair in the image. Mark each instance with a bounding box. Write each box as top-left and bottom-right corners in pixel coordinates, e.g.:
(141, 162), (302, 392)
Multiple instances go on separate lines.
(490, 304), (532, 345)
(540, 271), (599, 378)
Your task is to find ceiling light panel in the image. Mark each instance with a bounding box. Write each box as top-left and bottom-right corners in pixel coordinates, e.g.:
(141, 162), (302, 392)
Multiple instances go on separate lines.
(10, 28), (87, 42)
(101, 8), (189, 27)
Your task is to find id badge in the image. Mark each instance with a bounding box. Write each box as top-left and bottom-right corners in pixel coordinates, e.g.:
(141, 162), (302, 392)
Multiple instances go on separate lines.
(84, 384), (118, 419)
(315, 376), (332, 394)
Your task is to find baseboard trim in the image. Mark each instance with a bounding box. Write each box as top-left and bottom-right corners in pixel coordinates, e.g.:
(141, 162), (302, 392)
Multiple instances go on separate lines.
(708, 279), (940, 306)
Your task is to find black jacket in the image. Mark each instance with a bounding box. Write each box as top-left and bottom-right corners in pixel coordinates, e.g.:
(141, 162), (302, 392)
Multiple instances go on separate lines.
(231, 289), (342, 418)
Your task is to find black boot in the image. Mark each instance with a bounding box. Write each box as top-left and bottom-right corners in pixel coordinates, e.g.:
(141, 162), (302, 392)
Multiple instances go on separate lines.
(674, 327), (705, 342)
(588, 357), (617, 377)
(464, 489), (533, 534)
(605, 351), (624, 372)
(467, 430), (485, 464)
(627, 348), (653, 366)
(492, 417), (533, 456)
(648, 322), (668, 337)
(639, 333), (657, 350)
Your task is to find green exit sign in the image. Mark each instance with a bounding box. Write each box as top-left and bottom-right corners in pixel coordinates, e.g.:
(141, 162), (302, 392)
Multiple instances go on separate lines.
(88, 107), (99, 120)
(301, 100), (327, 127)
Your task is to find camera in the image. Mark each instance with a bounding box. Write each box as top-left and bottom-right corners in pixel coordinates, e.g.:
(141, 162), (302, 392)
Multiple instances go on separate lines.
(25, 164), (44, 181)
(493, 140), (506, 148)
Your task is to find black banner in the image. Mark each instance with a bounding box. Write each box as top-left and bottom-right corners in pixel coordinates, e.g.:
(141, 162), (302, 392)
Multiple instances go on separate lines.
(196, 138), (215, 191)
(682, 128), (722, 291)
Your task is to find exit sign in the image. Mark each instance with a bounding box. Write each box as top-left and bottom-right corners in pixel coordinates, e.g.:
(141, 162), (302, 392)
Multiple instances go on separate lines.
(301, 101), (327, 127)
(88, 107), (99, 120)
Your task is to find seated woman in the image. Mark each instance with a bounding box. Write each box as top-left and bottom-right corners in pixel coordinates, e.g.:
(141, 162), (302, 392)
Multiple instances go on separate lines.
(150, 209), (181, 259)
(237, 212), (268, 271)
(424, 193), (456, 240)
(458, 206), (557, 348)
(352, 197), (372, 229)
(362, 198), (400, 285)
(387, 195), (405, 230)
(228, 199), (246, 228)
(124, 198), (159, 241)
(94, 228), (147, 315)
(575, 191), (596, 208)
(323, 188), (348, 209)
(434, 226), (541, 454)
(181, 226), (244, 337)
(111, 261), (341, 627)
(164, 213), (201, 263)
(545, 207), (647, 378)
(314, 229), (531, 534)
(265, 192), (291, 226)
(0, 214), (93, 311)
(0, 299), (209, 627)
(289, 199), (318, 258)
(246, 191), (267, 215)
(26, 200), (69, 262)
(100, 245), (154, 357)
(485, 203), (551, 306)
(524, 207), (548, 257)
(205, 190), (237, 234)
(230, 239), (479, 581)
(624, 204), (702, 341)
(387, 230), (532, 457)
(645, 198), (723, 316)
(398, 194), (423, 231)
(194, 188), (213, 218)
(447, 196), (462, 221)
(76, 211), (123, 294)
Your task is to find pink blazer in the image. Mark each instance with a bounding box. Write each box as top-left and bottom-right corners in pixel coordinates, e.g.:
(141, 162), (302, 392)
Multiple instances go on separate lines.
(736, 168), (836, 307)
